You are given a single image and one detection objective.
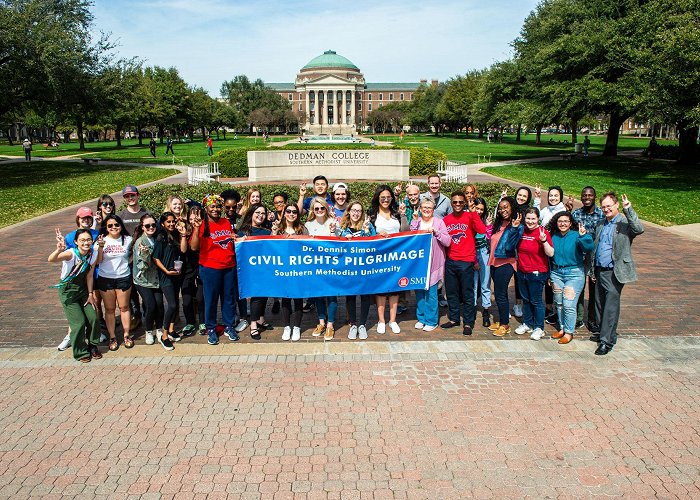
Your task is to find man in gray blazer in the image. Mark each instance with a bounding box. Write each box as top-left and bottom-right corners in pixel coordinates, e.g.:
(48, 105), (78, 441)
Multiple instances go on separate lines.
(591, 192), (644, 355)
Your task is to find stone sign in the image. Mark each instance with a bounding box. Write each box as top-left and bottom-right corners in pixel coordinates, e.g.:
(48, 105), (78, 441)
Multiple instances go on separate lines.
(247, 149), (409, 182)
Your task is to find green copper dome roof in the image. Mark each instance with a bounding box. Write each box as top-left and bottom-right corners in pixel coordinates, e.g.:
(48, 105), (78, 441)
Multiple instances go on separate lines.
(302, 50), (359, 71)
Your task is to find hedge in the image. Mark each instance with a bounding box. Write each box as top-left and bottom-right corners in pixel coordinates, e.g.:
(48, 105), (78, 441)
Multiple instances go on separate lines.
(211, 144), (447, 178)
(131, 180), (509, 219)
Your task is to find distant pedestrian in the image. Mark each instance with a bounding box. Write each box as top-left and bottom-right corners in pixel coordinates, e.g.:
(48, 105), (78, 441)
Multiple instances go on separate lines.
(207, 136), (213, 156)
(165, 136), (174, 155)
(23, 138), (32, 161)
(149, 138), (156, 157)
(583, 135), (591, 156)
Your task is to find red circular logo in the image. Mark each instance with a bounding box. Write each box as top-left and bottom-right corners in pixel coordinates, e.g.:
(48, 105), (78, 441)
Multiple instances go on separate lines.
(398, 277), (409, 288)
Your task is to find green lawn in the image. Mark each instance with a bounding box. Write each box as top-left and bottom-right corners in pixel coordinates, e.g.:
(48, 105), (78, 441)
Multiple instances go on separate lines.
(0, 161), (179, 228)
(483, 157), (698, 226)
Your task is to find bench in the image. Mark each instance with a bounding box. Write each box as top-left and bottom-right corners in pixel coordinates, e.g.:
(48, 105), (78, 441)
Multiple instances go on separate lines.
(559, 153), (578, 160)
(82, 158), (101, 165)
(187, 162), (220, 185)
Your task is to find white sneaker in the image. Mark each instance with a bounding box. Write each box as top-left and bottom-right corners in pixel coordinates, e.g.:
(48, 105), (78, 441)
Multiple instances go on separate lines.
(57, 334), (71, 351)
(145, 330), (155, 345)
(291, 327), (301, 342)
(235, 319), (249, 332)
(282, 326), (291, 341)
(514, 323), (532, 335)
(377, 322), (386, 334)
(423, 325), (437, 332)
(513, 304), (523, 317)
(530, 328), (545, 341)
(414, 321), (425, 329)
(389, 322), (401, 334)
(358, 325), (368, 340)
(348, 325), (358, 340)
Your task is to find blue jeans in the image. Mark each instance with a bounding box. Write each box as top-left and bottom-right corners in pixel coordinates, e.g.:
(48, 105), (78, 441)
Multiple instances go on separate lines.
(516, 270), (548, 330)
(315, 296), (337, 323)
(473, 247), (492, 308)
(550, 267), (586, 334)
(415, 283), (439, 327)
(199, 265), (235, 330)
(444, 258), (476, 326)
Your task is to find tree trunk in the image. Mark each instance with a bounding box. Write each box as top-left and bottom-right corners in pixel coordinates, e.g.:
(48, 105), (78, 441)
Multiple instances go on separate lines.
(677, 125), (699, 165)
(77, 118), (85, 150)
(516, 124), (521, 142)
(571, 119), (578, 144)
(137, 124), (143, 145)
(222, 129), (227, 140)
(116, 125), (122, 147)
(535, 125), (542, 145)
(157, 125), (164, 143)
(603, 111), (626, 156)
(6, 128), (13, 146)
(478, 128), (484, 139)
(215, 128), (220, 140)
(202, 126), (207, 141)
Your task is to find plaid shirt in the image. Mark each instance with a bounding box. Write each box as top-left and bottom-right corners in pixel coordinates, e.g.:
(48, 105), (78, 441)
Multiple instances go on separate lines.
(572, 206), (604, 234)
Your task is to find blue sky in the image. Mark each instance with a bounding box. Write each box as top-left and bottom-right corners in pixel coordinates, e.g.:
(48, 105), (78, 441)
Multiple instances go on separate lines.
(92, 0), (541, 97)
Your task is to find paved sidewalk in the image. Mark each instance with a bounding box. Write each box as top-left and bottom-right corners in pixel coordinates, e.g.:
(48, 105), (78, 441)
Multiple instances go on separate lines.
(0, 337), (698, 498)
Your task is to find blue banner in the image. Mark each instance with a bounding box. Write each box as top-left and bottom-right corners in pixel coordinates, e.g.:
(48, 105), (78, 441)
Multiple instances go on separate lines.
(235, 232), (433, 299)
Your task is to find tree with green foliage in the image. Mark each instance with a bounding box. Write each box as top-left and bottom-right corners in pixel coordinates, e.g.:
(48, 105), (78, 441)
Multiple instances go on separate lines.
(146, 66), (190, 143)
(439, 71), (483, 136)
(409, 82), (446, 134)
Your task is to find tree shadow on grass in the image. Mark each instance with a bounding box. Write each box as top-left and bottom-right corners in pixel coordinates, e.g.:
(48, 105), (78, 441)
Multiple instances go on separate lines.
(0, 162), (144, 189)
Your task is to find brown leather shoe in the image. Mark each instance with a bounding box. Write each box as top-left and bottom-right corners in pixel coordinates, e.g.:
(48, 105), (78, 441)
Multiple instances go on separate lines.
(90, 345), (103, 359)
(551, 330), (565, 339)
(558, 333), (573, 344)
(78, 357), (91, 363)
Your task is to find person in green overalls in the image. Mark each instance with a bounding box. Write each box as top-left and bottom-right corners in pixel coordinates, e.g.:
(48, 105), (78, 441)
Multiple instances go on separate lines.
(49, 228), (104, 363)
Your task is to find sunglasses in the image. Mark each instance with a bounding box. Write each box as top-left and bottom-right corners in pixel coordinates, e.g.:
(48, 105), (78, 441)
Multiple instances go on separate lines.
(106, 223), (121, 229)
(313, 207), (326, 212)
(285, 209), (298, 214)
(100, 202), (113, 207)
(379, 197), (392, 202)
(143, 223), (157, 229)
(451, 200), (466, 205)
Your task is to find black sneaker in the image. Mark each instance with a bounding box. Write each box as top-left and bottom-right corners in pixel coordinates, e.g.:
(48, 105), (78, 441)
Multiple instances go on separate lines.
(440, 320), (459, 329)
(168, 331), (182, 342)
(482, 309), (491, 328)
(271, 300), (281, 314)
(575, 320), (585, 329)
(302, 301), (314, 312)
(462, 325), (473, 336)
(159, 336), (174, 351)
(545, 311), (558, 325)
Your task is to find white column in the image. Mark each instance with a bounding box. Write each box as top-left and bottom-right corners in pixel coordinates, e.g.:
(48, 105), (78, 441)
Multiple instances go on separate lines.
(350, 90), (355, 130)
(342, 90), (347, 130)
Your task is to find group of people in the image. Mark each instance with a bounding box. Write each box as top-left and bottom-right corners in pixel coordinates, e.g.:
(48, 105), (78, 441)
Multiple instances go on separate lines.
(50, 174), (643, 363)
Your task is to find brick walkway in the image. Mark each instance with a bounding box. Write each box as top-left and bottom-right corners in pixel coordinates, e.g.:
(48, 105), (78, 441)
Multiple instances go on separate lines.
(0, 338), (698, 498)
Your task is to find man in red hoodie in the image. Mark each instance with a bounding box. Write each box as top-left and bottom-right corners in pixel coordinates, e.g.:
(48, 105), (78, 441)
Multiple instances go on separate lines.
(441, 191), (487, 336)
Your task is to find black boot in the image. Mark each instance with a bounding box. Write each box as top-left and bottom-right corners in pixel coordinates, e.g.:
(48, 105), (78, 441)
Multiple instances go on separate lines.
(482, 308), (491, 328)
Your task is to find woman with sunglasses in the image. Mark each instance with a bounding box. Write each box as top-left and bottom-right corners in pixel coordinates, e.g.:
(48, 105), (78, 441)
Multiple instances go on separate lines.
(237, 203), (273, 341)
(132, 214), (165, 348)
(49, 228), (103, 363)
(190, 195), (238, 346)
(153, 212), (188, 349)
(305, 196), (339, 340)
(180, 207), (204, 336)
(339, 201), (376, 340)
(96, 214), (134, 351)
(93, 194), (116, 229)
(272, 203), (308, 341)
(221, 189), (248, 333)
(368, 185), (409, 334)
(471, 198), (493, 327)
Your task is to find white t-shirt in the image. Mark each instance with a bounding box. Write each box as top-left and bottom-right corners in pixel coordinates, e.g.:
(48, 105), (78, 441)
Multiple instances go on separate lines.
(98, 235), (132, 278)
(60, 249), (98, 281)
(374, 214), (401, 234)
(305, 219), (334, 236)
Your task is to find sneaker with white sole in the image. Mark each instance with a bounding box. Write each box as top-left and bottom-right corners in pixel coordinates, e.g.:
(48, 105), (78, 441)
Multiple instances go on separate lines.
(159, 335), (174, 351)
(423, 325), (437, 332)
(346, 325), (357, 340)
(235, 319), (249, 332)
(358, 325), (368, 340)
(145, 331), (155, 345)
(377, 322), (386, 334)
(291, 327), (301, 342)
(530, 328), (545, 341)
(57, 334), (71, 351)
(207, 329), (218, 345)
(514, 323), (532, 335)
(513, 304), (523, 317)
(198, 324), (207, 335)
(282, 326), (291, 341)
(414, 321), (425, 329)
(389, 322), (401, 334)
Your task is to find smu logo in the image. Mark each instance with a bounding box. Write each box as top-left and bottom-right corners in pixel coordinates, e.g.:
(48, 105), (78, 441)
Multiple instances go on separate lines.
(398, 277), (409, 288)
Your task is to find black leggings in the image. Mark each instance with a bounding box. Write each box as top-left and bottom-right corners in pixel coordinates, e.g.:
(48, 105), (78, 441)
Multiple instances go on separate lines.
(181, 274), (202, 326)
(281, 298), (303, 328)
(347, 295), (371, 325)
(250, 297), (268, 322)
(136, 285), (164, 331)
(491, 264), (514, 325)
(161, 282), (181, 330)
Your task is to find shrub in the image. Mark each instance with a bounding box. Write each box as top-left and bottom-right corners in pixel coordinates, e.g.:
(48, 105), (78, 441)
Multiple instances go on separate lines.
(210, 144), (447, 178)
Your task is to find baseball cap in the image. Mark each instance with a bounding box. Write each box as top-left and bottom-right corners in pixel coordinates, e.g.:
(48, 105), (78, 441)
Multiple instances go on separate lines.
(122, 185), (139, 195)
(76, 207), (93, 218)
(333, 182), (348, 192)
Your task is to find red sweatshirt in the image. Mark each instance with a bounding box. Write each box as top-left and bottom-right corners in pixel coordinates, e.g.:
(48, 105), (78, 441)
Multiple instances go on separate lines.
(198, 217), (236, 269)
(517, 227), (552, 273)
(443, 211), (487, 262)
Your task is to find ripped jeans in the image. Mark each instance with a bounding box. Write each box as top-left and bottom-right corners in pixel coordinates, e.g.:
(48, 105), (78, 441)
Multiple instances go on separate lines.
(550, 266), (586, 334)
